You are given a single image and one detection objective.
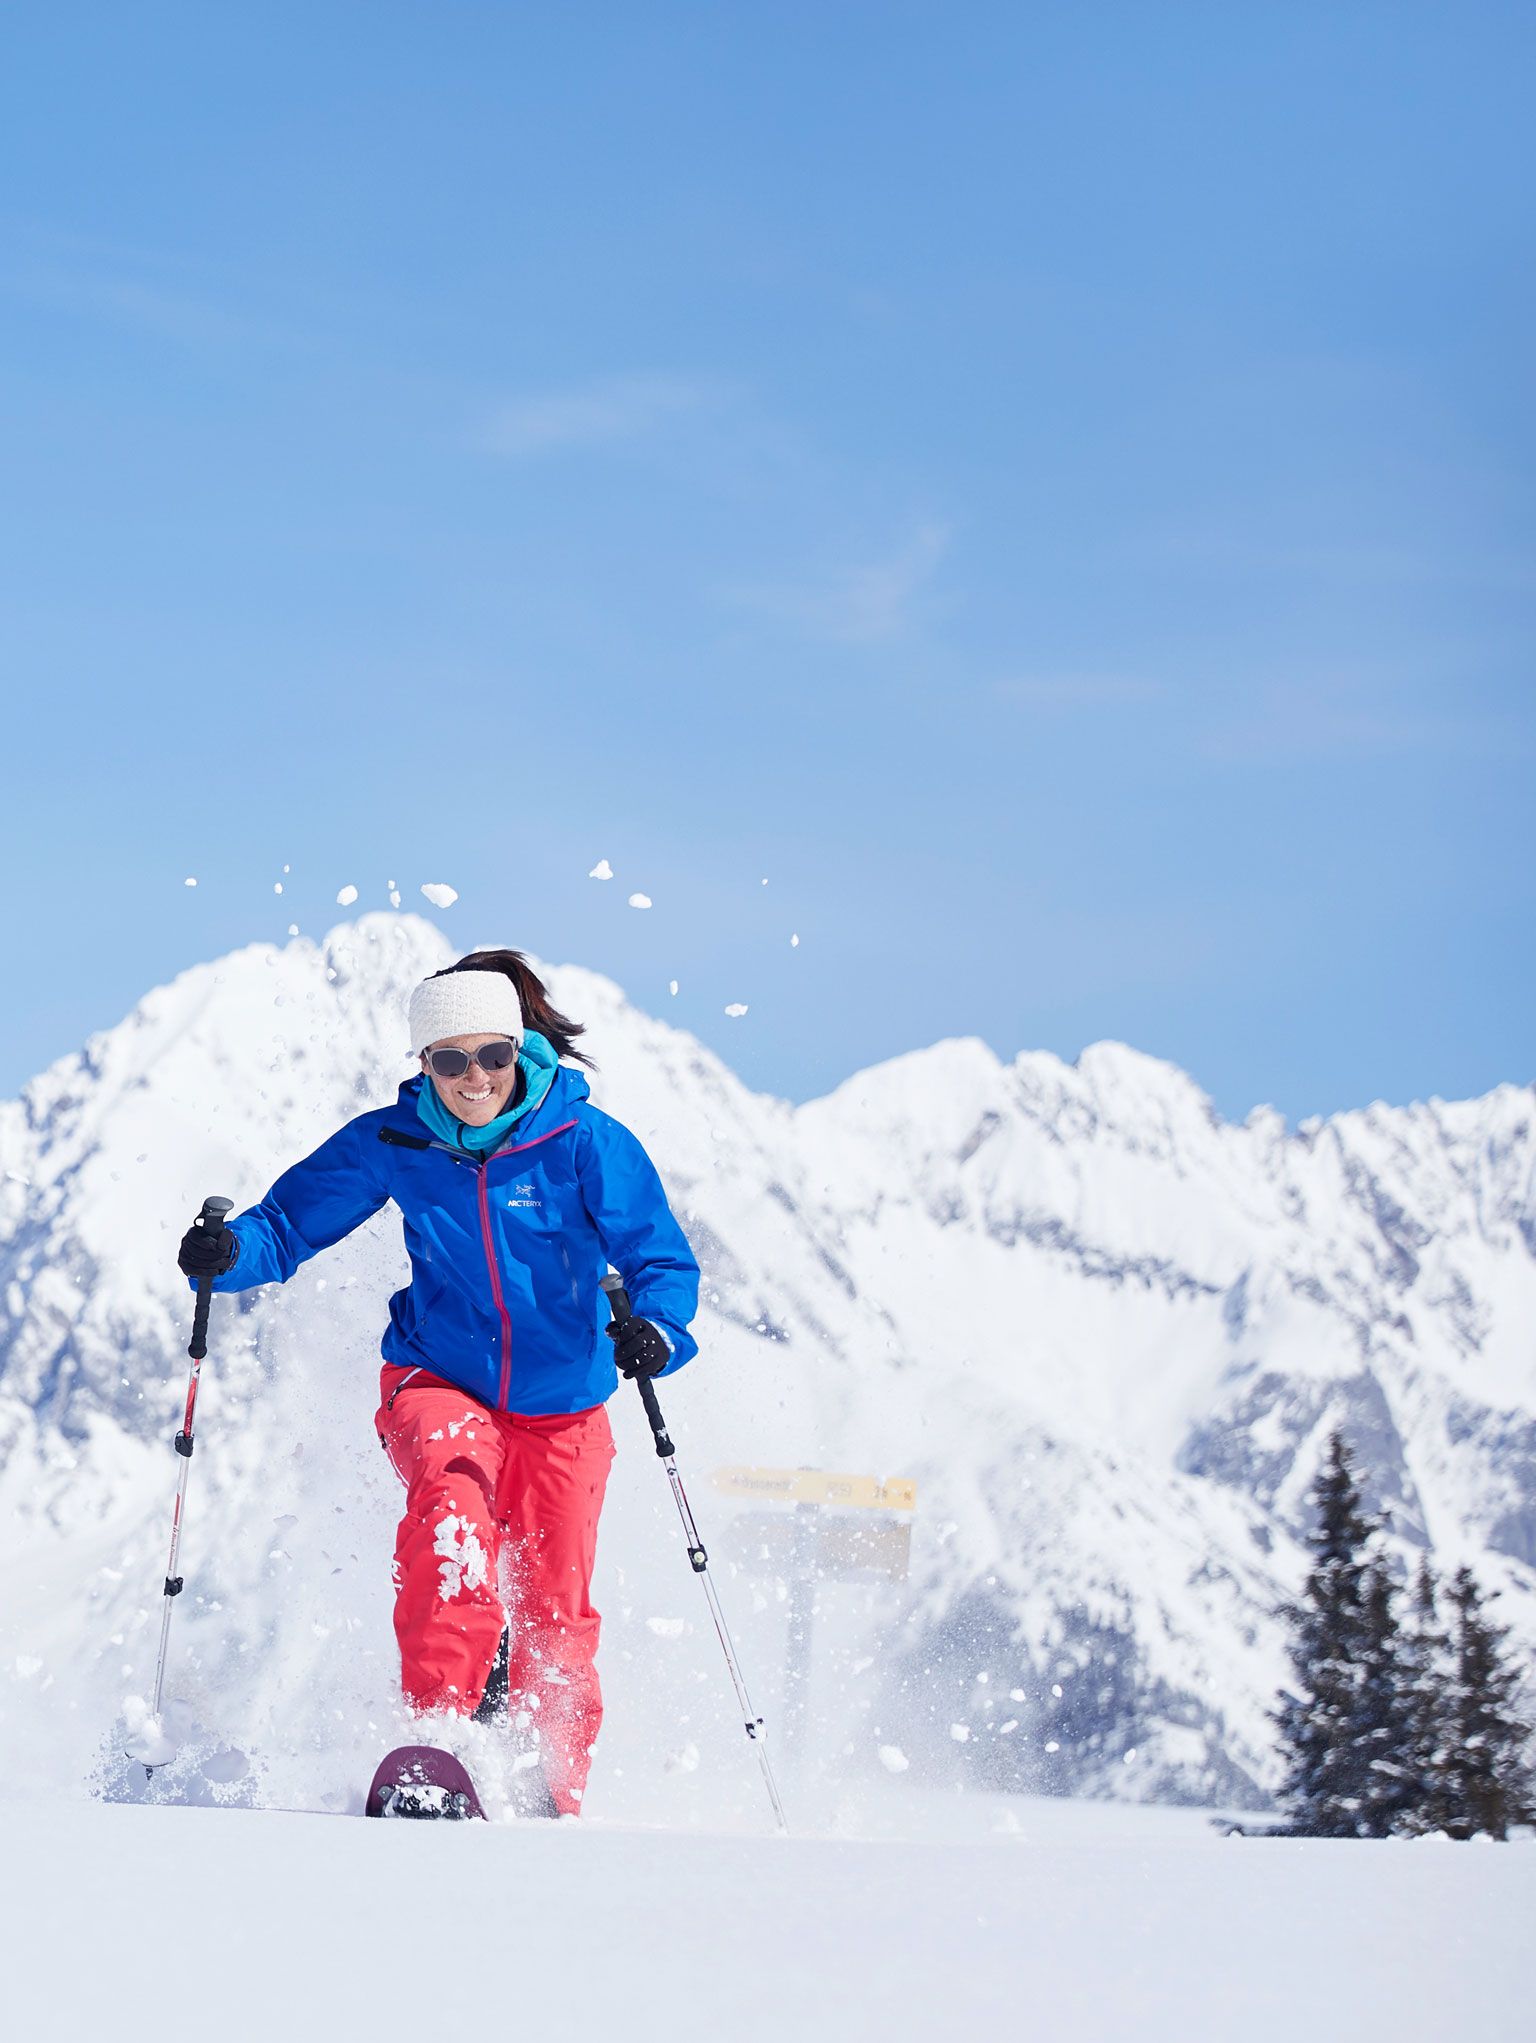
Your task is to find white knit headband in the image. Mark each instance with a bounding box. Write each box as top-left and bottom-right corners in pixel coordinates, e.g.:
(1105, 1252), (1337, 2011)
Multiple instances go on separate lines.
(407, 971), (525, 1055)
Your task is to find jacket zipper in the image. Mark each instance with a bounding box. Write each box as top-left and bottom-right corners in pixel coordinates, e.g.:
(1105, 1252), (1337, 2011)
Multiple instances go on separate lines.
(487, 1119), (577, 1162)
(385, 1365), (426, 1413)
(438, 1117), (582, 1413)
(475, 1160), (515, 1411)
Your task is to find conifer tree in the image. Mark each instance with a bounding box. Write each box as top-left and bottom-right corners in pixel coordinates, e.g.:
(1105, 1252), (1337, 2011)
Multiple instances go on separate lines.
(1273, 1431), (1378, 1836)
(1353, 1557), (1414, 1836)
(1397, 1558), (1455, 1837)
(1439, 1567), (1536, 1841)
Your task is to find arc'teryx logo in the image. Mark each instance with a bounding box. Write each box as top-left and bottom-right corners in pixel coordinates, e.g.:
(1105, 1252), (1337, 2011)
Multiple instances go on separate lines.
(505, 1182), (541, 1209)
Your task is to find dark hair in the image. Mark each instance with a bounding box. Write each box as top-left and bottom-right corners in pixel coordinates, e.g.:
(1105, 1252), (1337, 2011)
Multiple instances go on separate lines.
(434, 949), (595, 1068)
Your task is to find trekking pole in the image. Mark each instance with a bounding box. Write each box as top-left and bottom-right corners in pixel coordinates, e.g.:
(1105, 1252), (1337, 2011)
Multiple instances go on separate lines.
(602, 1275), (788, 1834)
(141, 1195), (232, 1773)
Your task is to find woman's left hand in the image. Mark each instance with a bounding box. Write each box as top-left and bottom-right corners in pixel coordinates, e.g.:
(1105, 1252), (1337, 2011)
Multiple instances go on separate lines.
(606, 1315), (672, 1380)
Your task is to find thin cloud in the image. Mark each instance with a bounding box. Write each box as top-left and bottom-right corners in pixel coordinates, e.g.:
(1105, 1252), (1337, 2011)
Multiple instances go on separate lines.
(995, 675), (1165, 709)
(0, 218), (334, 352)
(0, 256), (271, 350)
(485, 372), (725, 455)
(727, 522), (951, 644)
(1156, 527), (1536, 597)
(1199, 680), (1529, 764)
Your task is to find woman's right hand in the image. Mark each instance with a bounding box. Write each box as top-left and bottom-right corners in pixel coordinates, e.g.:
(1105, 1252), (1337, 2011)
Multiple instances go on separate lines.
(177, 1216), (239, 1279)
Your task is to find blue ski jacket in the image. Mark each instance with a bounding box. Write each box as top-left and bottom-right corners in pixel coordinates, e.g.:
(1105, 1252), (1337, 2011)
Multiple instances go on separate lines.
(198, 1065), (701, 1415)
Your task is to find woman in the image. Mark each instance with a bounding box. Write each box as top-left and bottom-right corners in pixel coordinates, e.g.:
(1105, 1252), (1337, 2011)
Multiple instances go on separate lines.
(177, 948), (701, 1815)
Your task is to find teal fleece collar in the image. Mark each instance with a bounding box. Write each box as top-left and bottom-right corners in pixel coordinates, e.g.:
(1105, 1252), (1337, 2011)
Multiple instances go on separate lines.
(415, 1030), (561, 1154)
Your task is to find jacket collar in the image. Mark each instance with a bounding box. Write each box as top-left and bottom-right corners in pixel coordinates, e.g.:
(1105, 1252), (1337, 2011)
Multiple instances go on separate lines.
(390, 1057), (590, 1155)
(415, 1029), (562, 1153)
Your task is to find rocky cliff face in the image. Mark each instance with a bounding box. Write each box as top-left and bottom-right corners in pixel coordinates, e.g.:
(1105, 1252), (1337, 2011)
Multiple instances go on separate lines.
(2, 913), (1532, 1811)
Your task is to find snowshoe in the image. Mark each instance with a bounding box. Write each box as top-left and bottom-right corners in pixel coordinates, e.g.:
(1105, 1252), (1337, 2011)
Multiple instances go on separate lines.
(366, 1745), (485, 1820)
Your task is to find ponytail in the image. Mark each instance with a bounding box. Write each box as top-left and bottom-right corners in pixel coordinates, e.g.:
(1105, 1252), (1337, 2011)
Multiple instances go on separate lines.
(435, 949), (595, 1069)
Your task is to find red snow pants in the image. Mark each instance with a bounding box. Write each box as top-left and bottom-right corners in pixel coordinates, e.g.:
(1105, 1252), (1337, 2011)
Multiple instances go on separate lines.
(376, 1363), (615, 1815)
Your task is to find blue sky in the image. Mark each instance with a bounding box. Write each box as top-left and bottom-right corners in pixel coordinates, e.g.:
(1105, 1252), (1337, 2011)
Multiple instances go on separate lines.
(2, 3), (1531, 1120)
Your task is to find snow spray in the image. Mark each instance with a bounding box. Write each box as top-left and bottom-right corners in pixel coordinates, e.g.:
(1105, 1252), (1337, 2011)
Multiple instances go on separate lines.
(602, 1273), (789, 1833)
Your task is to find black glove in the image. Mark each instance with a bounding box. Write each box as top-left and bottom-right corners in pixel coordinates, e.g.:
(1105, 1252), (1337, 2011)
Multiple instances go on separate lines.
(606, 1315), (671, 1380)
(177, 1216), (239, 1280)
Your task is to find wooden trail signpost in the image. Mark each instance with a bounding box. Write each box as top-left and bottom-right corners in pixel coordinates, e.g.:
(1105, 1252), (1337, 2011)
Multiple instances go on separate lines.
(713, 1468), (918, 1512)
(711, 1464), (917, 1750)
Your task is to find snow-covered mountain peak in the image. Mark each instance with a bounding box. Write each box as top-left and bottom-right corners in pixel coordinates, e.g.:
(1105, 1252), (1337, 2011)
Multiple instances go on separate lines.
(317, 909), (453, 1008)
(1071, 1036), (1217, 1112)
(796, 1036), (1004, 1156)
(1005, 1039), (1223, 1179)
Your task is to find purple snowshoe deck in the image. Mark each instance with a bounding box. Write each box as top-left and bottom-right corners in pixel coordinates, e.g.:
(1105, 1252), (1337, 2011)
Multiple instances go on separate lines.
(366, 1745), (485, 1821)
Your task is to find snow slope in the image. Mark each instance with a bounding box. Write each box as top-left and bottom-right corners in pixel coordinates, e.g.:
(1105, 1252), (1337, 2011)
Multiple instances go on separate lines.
(2, 1793), (1530, 2043)
(0, 912), (1533, 1818)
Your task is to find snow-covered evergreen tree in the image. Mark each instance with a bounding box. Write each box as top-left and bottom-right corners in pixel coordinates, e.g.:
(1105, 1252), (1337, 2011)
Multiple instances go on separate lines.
(1353, 1558), (1415, 1837)
(1439, 1568), (1536, 1841)
(1396, 1558), (1455, 1837)
(1273, 1432), (1379, 1836)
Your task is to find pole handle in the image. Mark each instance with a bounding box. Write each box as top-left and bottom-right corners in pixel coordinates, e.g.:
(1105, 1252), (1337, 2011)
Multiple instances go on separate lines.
(601, 1273), (675, 1458)
(188, 1195), (233, 1361)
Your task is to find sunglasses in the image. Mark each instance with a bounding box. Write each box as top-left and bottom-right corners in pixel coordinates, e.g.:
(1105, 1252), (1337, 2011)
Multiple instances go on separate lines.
(424, 1039), (518, 1078)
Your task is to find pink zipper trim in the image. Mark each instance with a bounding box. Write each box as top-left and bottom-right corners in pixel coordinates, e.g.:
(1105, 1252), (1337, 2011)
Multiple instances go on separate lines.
(474, 1117), (578, 1410)
(476, 1166), (514, 1410)
(488, 1118), (577, 1160)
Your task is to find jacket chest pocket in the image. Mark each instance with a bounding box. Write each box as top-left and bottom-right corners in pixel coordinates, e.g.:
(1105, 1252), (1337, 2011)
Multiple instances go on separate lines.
(495, 1177), (565, 1239)
(488, 1142), (588, 1268)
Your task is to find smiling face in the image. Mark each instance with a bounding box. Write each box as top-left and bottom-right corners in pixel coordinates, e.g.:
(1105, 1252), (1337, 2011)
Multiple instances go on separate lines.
(421, 1033), (519, 1126)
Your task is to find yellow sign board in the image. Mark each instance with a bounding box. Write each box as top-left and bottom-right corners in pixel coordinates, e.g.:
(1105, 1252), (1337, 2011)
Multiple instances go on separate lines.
(712, 1466), (917, 1512)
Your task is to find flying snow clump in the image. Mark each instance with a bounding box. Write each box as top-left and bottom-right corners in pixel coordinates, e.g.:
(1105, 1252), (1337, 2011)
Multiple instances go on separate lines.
(878, 1746), (910, 1774)
(336, 885), (359, 907)
(628, 893), (652, 910)
(421, 883), (458, 909)
(183, 877), (197, 888)
(589, 859), (613, 880)
(724, 1003), (748, 1018)
(668, 980), (678, 996)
